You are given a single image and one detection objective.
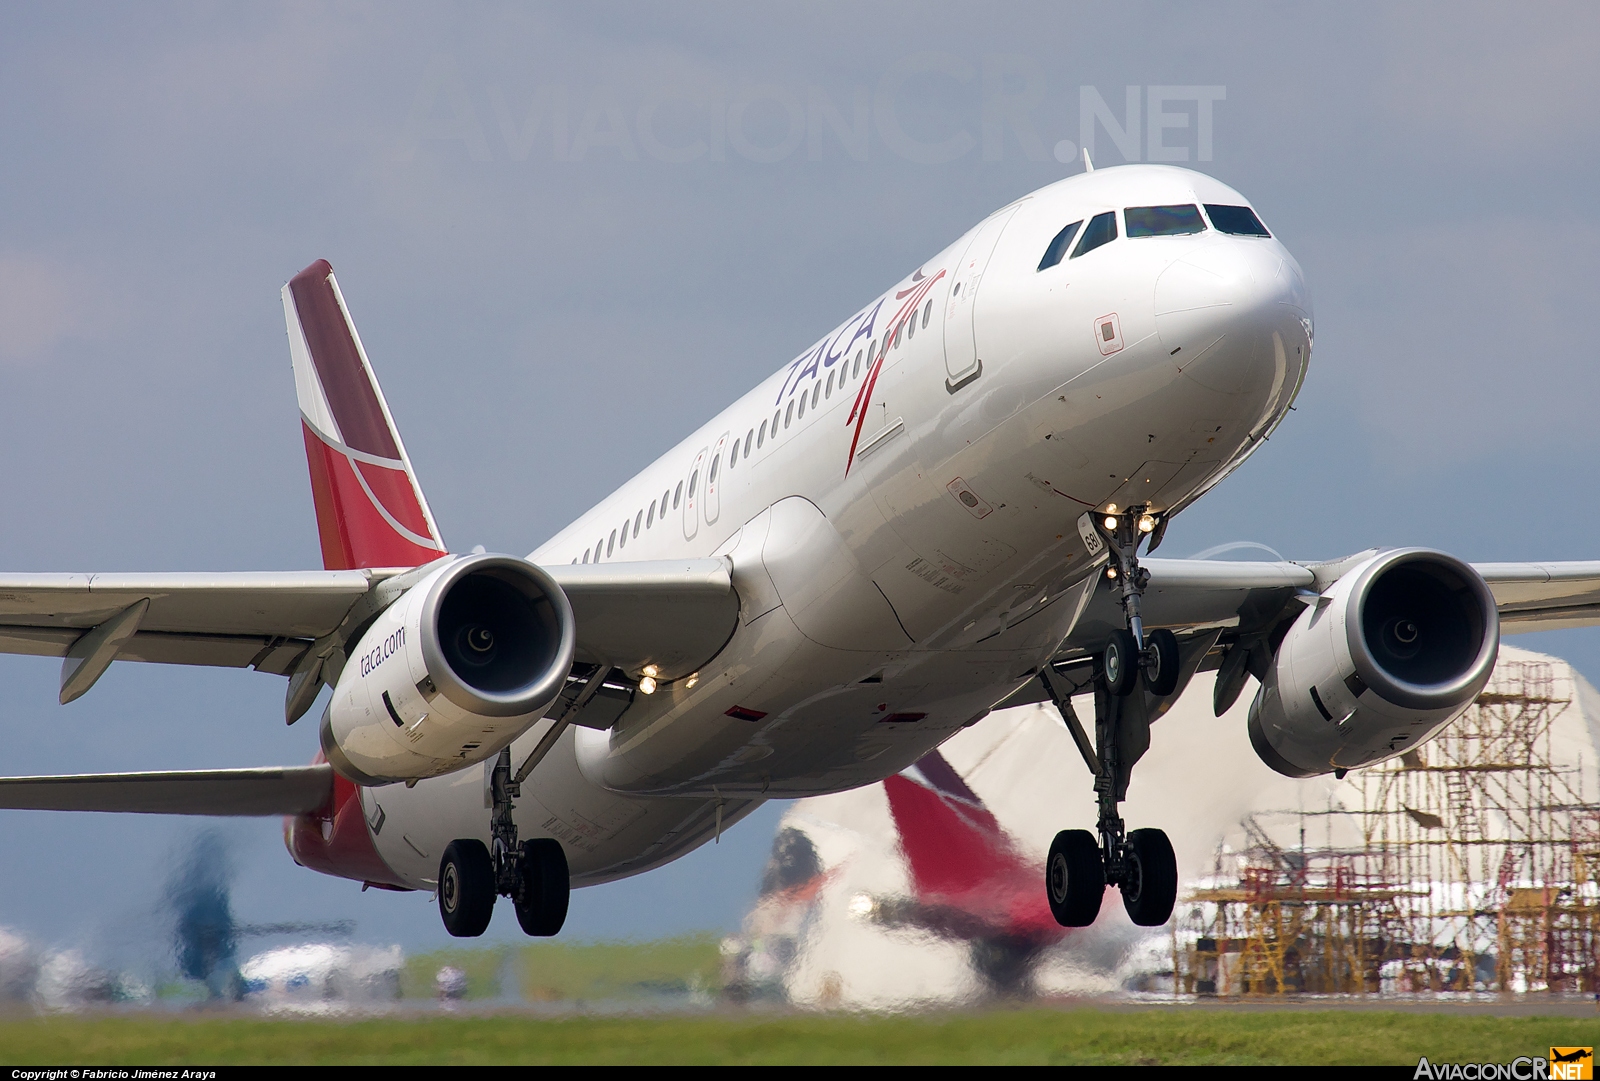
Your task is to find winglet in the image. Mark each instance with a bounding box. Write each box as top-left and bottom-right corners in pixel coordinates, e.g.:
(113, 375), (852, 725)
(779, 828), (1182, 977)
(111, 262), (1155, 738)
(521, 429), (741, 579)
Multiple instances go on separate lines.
(283, 261), (447, 570)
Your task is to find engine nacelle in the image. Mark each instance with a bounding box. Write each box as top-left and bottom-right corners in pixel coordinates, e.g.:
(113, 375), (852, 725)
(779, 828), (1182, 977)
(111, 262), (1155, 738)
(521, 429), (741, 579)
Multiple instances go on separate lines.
(320, 554), (575, 784)
(1248, 547), (1499, 778)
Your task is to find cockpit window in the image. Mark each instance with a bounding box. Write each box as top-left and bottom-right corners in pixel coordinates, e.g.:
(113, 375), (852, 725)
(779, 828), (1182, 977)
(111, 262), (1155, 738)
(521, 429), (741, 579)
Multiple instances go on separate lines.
(1036, 221), (1082, 271)
(1204, 204), (1271, 237)
(1125, 204), (1206, 237)
(1070, 211), (1117, 259)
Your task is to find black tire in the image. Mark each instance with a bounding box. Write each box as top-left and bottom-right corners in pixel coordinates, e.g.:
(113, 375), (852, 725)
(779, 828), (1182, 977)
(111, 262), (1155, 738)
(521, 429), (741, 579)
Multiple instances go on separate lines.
(438, 839), (496, 938)
(1121, 828), (1178, 927)
(1045, 829), (1105, 927)
(1142, 628), (1180, 697)
(514, 838), (570, 937)
(1103, 630), (1139, 697)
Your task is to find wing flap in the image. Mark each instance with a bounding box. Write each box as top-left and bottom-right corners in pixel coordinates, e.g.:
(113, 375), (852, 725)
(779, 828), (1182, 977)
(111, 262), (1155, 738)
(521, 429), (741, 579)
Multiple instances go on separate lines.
(0, 764), (334, 816)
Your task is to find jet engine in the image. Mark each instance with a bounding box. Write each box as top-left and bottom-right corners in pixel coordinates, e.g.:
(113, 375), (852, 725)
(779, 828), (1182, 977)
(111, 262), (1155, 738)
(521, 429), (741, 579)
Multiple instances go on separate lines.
(319, 554), (575, 784)
(1247, 548), (1499, 778)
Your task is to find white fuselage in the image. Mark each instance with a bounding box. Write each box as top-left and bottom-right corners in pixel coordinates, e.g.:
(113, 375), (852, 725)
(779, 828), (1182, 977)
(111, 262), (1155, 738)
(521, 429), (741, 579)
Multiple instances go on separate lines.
(351, 164), (1313, 890)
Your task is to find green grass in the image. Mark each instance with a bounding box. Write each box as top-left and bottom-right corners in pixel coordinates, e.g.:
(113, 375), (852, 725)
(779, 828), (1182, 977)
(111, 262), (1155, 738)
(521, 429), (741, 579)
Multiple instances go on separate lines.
(516, 934), (722, 1002)
(396, 935), (723, 1002)
(0, 1009), (1596, 1065)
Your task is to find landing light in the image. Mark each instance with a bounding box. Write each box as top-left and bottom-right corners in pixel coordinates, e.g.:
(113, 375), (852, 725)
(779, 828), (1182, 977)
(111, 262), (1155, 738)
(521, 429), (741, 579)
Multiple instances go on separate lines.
(641, 664), (659, 678)
(1106, 566), (1118, 580)
(638, 676), (657, 695)
(1103, 516), (1118, 531)
(685, 673), (699, 689)
(1105, 504), (1118, 513)
(1138, 514), (1157, 533)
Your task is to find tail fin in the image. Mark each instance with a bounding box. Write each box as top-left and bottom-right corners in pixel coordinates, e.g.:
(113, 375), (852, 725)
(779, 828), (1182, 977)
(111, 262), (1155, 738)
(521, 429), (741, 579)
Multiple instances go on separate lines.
(283, 260), (447, 570)
(882, 749), (1030, 901)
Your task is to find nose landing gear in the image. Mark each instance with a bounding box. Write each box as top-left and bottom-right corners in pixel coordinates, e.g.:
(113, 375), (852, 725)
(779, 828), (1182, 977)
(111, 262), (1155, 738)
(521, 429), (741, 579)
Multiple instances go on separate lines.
(1042, 506), (1179, 928)
(437, 744), (571, 938)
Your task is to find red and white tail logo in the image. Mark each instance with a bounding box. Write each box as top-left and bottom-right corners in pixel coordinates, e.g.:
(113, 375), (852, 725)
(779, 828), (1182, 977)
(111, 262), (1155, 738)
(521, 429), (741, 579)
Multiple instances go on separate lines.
(283, 260), (447, 570)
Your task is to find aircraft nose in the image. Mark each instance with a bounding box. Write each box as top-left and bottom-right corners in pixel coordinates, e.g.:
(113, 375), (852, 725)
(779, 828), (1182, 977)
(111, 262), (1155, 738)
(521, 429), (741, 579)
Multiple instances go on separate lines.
(1154, 240), (1310, 353)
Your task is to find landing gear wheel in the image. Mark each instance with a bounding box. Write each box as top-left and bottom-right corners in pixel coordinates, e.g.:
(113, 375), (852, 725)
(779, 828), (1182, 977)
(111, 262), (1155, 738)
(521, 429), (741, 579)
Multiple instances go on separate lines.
(438, 839), (496, 937)
(1142, 628), (1180, 697)
(1120, 828), (1177, 927)
(1045, 829), (1105, 927)
(1103, 630), (1139, 697)
(513, 838), (570, 937)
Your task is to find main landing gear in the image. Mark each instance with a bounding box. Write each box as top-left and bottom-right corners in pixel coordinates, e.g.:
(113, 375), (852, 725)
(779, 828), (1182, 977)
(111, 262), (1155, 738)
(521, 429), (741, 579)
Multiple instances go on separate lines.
(1042, 505), (1179, 929)
(437, 746), (570, 938)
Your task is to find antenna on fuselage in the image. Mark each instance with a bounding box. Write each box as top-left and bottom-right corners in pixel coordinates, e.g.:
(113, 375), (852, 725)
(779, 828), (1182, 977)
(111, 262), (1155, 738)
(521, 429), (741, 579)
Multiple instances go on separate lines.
(1082, 148), (1094, 173)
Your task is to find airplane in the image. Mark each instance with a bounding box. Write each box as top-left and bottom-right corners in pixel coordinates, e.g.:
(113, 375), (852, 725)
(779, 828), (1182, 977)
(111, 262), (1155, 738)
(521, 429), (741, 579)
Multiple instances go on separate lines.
(2, 161), (1598, 940)
(724, 747), (1065, 999)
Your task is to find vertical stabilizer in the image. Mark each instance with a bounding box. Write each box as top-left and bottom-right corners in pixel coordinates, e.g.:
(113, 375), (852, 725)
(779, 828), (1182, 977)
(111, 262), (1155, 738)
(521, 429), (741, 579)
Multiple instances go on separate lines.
(883, 750), (1026, 899)
(283, 260), (447, 570)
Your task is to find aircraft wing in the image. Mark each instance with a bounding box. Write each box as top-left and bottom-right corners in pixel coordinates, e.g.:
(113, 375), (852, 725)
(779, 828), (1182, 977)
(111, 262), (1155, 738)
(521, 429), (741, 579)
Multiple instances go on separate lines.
(1059, 556), (1600, 658)
(0, 558), (737, 700)
(1473, 561), (1600, 634)
(0, 764), (334, 816)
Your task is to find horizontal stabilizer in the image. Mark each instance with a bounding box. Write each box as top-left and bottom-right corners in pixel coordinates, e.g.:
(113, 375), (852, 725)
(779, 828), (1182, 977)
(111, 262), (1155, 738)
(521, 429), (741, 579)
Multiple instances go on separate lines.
(0, 764), (333, 816)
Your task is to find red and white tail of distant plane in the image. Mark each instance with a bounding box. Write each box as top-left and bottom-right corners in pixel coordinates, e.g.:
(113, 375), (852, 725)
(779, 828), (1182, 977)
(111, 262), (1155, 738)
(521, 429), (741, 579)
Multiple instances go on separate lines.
(882, 751), (1063, 949)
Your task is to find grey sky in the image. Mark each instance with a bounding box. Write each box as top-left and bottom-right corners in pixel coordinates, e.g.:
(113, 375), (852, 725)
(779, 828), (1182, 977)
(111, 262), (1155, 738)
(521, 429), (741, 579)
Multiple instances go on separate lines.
(1, 2), (1597, 961)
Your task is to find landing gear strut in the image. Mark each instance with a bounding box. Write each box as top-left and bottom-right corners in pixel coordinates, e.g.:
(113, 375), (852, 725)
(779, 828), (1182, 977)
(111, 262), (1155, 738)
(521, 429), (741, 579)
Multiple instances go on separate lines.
(437, 744), (571, 939)
(1042, 505), (1179, 929)
(1097, 505), (1178, 699)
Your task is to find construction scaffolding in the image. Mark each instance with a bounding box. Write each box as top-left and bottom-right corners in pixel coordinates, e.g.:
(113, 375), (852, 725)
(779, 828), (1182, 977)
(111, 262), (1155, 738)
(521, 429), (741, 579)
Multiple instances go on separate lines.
(1175, 659), (1600, 995)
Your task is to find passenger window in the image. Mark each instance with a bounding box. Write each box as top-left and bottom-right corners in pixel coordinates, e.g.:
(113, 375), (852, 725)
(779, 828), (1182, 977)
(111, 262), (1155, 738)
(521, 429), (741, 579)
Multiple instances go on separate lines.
(811, 383), (821, 409)
(1203, 204), (1272, 237)
(797, 393), (807, 420)
(907, 314), (915, 340)
(853, 349), (862, 379)
(619, 519), (627, 548)
(1071, 211), (1117, 258)
(647, 502), (654, 528)
(688, 470), (698, 497)
(771, 409), (780, 436)
(744, 429), (753, 456)
(582, 548), (590, 564)
(785, 401), (794, 428)
(709, 455), (720, 483)
(825, 370), (834, 398)
(634, 510), (642, 537)
(595, 538), (604, 560)
(1125, 204), (1206, 237)
(922, 299), (932, 328)
(1037, 220), (1083, 270)
(730, 440), (739, 467)
(758, 420), (766, 447)
(673, 481), (683, 509)
(607, 530), (616, 557)
(661, 490), (670, 515)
